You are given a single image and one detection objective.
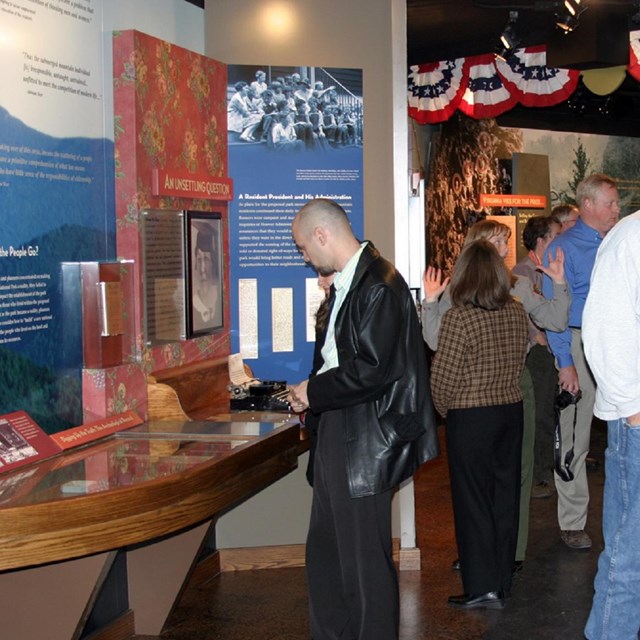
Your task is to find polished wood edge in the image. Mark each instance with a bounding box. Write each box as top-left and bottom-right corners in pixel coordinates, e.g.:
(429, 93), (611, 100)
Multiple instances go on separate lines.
(146, 382), (192, 422)
(188, 550), (221, 587)
(216, 538), (411, 572)
(0, 426), (300, 571)
(392, 537), (400, 562)
(148, 357), (260, 420)
(398, 547), (422, 571)
(147, 356), (237, 419)
(150, 355), (229, 382)
(219, 544), (306, 572)
(82, 609), (134, 640)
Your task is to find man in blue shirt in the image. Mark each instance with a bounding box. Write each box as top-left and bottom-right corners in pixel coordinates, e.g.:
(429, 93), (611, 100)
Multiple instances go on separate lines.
(542, 173), (620, 550)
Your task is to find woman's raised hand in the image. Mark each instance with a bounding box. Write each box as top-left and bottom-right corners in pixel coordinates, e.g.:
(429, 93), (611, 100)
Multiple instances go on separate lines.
(538, 247), (566, 284)
(423, 266), (449, 303)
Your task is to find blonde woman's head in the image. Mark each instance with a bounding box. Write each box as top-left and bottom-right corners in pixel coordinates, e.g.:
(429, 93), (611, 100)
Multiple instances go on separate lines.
(465, 219), (511, 259)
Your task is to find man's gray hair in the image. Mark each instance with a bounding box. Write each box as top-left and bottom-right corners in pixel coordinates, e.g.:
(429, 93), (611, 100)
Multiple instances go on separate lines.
(576, 174), (617, 208)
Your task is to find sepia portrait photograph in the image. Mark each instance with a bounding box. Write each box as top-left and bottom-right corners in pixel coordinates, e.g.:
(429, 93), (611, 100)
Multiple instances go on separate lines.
(186, 211), (224, 337)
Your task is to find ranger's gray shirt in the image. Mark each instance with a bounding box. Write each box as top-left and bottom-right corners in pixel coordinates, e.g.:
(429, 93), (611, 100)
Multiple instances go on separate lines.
(421, 275), (570, 351)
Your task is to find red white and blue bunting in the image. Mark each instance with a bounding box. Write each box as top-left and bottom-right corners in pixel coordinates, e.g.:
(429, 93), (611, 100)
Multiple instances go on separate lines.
(629, 30), (640, 82)
(494, 45), (579, 107)
(408, 58), (469, 124)
(458, 53), (519, 119)
(408, 39), (633, 123)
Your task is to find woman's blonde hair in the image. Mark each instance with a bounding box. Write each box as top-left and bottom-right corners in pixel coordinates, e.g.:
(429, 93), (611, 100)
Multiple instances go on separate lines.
(464, 219), (511, 245)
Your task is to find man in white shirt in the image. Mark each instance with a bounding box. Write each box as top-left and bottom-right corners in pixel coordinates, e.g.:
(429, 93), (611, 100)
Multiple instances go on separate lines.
(583, 210), (640, 640)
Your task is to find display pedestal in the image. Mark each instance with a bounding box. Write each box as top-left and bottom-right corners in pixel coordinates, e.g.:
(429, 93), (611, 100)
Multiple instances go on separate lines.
(61, 260), (137, 369)
(80, 261), (135, 368)
(62, 261), (141, 422)
(0, 418), (301, 639)
(82, 364), (147, 423)
(0, 553), (116, 640)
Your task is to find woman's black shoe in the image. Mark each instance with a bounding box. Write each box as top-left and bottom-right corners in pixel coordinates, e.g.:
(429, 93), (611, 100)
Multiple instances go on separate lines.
(448, 591), (505, 610)
(452, 558), (521, 575)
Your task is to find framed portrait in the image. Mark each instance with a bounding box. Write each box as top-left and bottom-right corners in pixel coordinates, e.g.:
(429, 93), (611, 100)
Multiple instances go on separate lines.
(185, 211), (224, 337)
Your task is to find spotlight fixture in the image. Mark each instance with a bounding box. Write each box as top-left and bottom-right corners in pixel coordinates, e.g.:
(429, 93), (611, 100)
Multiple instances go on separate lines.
(556, 0), (587, 33)
(495, 11), (520, 61)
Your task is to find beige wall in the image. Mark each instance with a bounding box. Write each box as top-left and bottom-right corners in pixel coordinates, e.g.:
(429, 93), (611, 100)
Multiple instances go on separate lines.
(204, 0), (406, 262)
(205, 0), (415, 550)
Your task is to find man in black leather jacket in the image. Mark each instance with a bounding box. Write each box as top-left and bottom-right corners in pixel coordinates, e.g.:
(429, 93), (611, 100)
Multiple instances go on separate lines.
(288, 198), (439, 640)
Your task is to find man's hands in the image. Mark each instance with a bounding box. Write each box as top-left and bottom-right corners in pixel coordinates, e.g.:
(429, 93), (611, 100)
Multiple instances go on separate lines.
(558, 365), (580, 395)
(287, 380), (309, 413)
(423, 266), (449, 303)
(627, 412), (640, 426)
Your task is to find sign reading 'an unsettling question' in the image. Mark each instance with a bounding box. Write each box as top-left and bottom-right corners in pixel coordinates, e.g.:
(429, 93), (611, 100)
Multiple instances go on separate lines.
(152, 169), (233, 201)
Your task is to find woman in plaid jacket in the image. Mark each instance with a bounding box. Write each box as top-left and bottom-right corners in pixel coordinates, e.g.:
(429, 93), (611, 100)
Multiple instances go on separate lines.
(431, 240), (528, 611)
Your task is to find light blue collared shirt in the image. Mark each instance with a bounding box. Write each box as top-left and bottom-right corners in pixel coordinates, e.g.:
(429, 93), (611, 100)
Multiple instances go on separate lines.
(318, 242), (367, 373)
(542, 217), (603, 368)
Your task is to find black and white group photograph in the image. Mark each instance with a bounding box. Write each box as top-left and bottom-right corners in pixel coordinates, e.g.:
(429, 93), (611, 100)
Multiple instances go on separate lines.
(227, 65), (363, 152)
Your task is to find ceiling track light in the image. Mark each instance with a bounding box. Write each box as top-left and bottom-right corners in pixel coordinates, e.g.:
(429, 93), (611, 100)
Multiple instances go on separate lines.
(566, 0), (579, 15)
(556, 0), (588, 33)
(495, 10), (521, 61)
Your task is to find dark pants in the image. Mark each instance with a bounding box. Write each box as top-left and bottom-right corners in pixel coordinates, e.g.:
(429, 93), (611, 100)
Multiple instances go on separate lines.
(527, 344), (558, 484)
(446, 402), (523, 595)
(306, 410), (398, 640)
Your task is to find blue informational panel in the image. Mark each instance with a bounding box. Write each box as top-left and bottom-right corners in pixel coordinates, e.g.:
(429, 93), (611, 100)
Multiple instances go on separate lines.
(227, 65), (364, 384)
(0, 0), (113, 431)
(0, 0), (204, 431)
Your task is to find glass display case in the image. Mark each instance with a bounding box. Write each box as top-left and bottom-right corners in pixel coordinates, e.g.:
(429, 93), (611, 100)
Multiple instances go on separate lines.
(0, 416), (301, 640)
(0, 419), (294, 509)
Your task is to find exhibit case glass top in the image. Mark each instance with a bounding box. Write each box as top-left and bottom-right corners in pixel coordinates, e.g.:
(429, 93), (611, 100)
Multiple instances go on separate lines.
(0, 419), (295, 509)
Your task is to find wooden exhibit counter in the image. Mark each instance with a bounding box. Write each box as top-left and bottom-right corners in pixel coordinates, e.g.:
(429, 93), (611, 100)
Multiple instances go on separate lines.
(0, 417), (301, 640)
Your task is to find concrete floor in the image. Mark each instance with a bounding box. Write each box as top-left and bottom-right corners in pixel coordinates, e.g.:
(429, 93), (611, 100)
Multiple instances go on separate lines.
(152, 420), (606, 640)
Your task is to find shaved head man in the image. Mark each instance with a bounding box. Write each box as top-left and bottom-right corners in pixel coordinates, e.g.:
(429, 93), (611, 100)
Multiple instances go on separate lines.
(288, 198), (439, 640)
